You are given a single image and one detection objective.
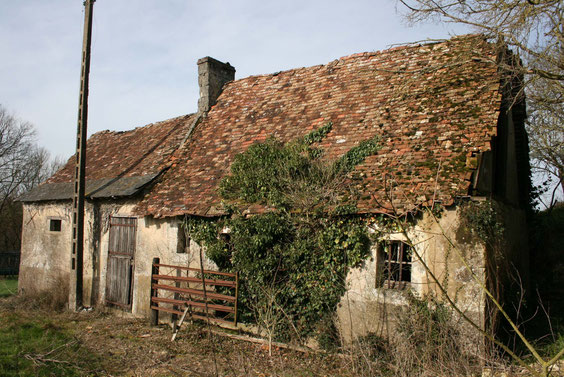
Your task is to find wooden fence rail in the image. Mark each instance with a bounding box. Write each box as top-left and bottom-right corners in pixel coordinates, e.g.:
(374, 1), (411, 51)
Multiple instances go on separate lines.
(150, 258), (238, 326)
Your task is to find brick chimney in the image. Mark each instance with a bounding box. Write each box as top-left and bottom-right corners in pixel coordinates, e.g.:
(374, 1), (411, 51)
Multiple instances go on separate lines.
(197, 57), (235, 113)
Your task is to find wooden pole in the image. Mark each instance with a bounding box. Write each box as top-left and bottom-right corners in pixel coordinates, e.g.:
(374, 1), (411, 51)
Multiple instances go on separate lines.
(70, 0), (95, 311)
(150, 258), (160, 326)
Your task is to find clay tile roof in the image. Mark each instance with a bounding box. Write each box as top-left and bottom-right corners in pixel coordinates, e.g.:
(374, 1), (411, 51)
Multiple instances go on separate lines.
(137, 35), (503, 218)
(20, 114), (196, 202)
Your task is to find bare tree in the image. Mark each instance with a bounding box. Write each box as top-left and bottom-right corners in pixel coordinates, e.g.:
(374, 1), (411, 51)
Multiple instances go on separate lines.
(0, 104), (60, 251)
(528, 74), (564, 208)
(398, 0), (564, 207)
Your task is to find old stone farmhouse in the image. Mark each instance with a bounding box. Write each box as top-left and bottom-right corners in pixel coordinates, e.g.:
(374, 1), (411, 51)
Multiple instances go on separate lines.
(19, 35), (530, 340)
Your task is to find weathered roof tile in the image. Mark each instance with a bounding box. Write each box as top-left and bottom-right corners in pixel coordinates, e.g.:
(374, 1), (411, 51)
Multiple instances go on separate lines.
(21, 114), (196, 201)
(137, 35), (502, 217)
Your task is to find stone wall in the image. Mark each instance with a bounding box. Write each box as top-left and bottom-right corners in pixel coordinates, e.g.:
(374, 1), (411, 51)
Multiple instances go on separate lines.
(197, 56), (235, 113)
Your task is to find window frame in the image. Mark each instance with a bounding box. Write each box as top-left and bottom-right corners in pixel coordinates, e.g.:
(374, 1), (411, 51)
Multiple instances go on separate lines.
(49, 218), (62, 232)
(378, 240), (412, 290)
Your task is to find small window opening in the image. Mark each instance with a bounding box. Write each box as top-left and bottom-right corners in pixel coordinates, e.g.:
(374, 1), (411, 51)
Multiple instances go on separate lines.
(177, 225), (190, 253)
(50, 219), (62, 232)
(379, 241), (412, 289)
(219, 231), (232, 253)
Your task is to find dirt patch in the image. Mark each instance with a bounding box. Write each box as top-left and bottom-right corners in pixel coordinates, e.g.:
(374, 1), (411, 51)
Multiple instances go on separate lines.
(0, 296), (347, 376)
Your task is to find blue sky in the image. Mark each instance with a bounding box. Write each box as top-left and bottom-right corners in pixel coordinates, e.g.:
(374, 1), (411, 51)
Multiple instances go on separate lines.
(0, 1), (467, 159)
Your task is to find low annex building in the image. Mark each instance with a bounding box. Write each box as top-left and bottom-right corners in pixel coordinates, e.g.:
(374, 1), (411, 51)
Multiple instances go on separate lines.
(19, 35), (530, 340)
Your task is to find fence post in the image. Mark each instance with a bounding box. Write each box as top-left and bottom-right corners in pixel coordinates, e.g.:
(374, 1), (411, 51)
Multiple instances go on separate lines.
(234, 271), (239, 326)
(171, 267), (181, 330)
(150, 257), (159, 326)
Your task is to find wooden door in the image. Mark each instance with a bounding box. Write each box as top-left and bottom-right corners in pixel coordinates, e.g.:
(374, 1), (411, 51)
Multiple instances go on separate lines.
(105, 216), (137, 309)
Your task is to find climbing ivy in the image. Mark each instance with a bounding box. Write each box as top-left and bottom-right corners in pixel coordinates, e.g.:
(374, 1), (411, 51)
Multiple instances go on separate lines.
(334, 137), (381, 174)
(187, 123), (381, 340)
(459, 200), (504, 248)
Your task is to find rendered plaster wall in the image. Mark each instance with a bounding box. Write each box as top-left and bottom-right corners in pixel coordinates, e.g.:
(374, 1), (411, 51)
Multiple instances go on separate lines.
(336, 207), (486, 342)
(90, 208), (215, 318)
(19, 201), (99, 306)
(19, 202), (233, 322)
(19, 202), (73, 295)
(18, 200), (217, 317)
(130, 215), (215, 318)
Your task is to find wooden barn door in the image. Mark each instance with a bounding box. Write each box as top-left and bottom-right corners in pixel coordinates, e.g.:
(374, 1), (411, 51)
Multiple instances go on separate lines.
(105, 216), (137, 310)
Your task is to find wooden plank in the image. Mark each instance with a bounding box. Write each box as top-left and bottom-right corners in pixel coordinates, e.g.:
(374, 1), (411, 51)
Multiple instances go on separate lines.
(234, 272), (239, 325)
(106, 217), (136, 308)
(150, 258), (159, 326)
(107, 251), (137, 257)
(152, 274), (236, 287)
(153, 264), (236, 278)
(190, 314), (234, 325)
(106, 299), (131, 309)
(151, 297), (235, 313)
(150, 306), (235, 325)
(151, 283), (236, 302)
(171, 306), (190, 341)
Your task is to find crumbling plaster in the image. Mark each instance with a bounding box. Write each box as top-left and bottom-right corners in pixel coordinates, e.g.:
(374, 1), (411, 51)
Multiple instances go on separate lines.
(19, 200), (219, 318)
(19, 202), (73, 295)
(336, 207), (486, 341)
(20, 200), (526, 342)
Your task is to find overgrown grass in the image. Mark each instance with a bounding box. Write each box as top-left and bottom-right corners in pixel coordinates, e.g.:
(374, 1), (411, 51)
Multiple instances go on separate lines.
(0, 278), (17, 298)
(0, 311), (102, 376)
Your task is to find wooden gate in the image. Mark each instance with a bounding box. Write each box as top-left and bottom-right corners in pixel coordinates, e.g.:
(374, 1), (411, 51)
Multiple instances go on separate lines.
(150, 259), (239, 326)
(105, 216), (137, 309)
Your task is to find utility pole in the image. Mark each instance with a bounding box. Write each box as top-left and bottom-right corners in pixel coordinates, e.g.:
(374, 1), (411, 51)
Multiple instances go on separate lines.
(70, 0), (95, 311)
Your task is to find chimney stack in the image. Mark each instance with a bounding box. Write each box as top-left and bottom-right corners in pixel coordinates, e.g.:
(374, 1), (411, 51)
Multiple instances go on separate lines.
(197, 57), (235, 113)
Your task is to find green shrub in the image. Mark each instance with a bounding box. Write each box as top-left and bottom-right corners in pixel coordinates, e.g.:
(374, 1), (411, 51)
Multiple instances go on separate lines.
(186, 123), (380, 341)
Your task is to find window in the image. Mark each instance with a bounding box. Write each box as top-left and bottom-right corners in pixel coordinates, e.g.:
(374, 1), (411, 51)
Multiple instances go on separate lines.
(176, 225), (190, 253)
(49, 219), (62, 232)
(379, 241), (412, 289)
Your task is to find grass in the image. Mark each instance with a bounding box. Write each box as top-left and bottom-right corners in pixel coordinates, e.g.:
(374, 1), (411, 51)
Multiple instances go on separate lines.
(0, 273), (561, 376)
(0, 278), (18, 298)
(0, 300), (346, 377)
(0, 311), (101, 376)
(0, 279), (104, 376)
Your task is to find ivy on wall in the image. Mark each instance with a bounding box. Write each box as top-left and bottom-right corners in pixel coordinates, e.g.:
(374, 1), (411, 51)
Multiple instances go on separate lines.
(185, 123), (381, 340)
(459, 200), (504, 250)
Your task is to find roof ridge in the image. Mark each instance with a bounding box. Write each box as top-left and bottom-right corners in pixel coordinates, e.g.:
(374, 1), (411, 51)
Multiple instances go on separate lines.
(222, 33), (488, 89)
(90, 113), (195, 138)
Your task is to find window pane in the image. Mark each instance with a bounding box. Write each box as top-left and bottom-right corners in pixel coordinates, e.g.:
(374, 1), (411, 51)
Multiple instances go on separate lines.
(401, 244), (411, 262)
(390, 242), (400, 261)
(381, 241), (412, 287)
(50, 219), (61, 232)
